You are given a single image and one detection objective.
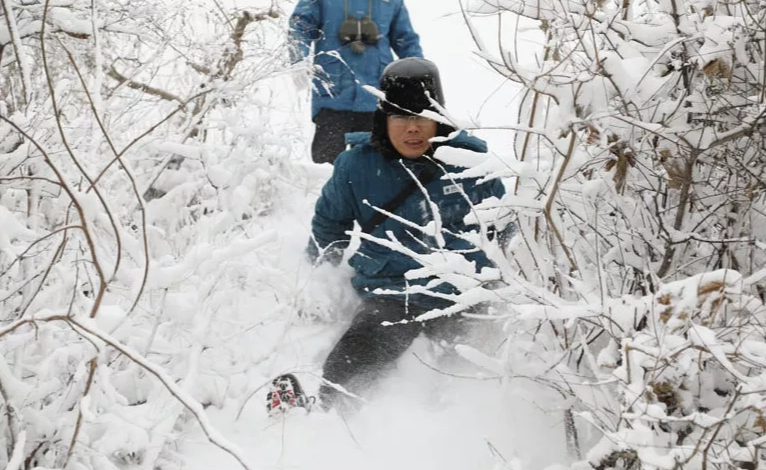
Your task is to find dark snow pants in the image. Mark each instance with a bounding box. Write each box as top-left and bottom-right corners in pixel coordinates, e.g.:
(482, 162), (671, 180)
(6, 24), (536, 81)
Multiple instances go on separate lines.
(311, 108), (374, 164)
(319, 296), (465, 410)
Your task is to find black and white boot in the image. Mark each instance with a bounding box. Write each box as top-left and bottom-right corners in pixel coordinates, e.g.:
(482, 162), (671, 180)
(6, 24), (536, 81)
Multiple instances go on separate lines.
(266, 374), (316, 416)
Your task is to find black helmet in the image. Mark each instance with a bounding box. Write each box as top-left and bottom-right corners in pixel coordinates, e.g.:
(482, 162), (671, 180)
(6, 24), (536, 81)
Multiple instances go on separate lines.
(378, 58), (445, 115)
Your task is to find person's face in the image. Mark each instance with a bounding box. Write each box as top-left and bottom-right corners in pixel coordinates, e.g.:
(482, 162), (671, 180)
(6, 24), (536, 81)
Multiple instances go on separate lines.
(386, 115), (438, 159)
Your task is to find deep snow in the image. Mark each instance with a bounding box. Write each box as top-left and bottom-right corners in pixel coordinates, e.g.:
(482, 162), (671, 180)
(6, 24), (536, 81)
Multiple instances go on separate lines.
(177, 1), (570, 469)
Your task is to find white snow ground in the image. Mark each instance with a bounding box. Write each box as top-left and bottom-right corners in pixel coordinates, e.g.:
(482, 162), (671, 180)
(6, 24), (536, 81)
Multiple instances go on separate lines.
(177, 2), (571, 469)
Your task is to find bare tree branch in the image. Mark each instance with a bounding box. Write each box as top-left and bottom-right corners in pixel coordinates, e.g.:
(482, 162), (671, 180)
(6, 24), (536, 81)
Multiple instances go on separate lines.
(106, 65), (185, 103)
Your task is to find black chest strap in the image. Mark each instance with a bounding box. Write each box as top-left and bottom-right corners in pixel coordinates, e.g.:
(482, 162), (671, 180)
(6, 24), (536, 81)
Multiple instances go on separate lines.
(360, 163), (440, 234)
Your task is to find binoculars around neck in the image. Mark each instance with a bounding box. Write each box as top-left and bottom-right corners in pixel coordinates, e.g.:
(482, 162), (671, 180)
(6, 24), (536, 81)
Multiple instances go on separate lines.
(338, 17), (379, 53)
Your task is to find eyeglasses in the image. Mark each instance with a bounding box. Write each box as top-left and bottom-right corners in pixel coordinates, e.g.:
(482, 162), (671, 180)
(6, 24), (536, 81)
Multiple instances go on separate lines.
(388, 114), (434, 125)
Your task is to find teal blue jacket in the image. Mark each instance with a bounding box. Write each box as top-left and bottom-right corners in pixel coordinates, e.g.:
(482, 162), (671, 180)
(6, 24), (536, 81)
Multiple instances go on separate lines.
(289, 0), (423, 117)
(308, 132), (506, 307)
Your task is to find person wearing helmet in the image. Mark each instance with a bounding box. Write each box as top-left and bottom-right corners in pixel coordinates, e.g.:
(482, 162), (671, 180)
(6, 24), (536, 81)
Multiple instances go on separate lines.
(288, 0), (423, 165)
(306, 58), (512, 411)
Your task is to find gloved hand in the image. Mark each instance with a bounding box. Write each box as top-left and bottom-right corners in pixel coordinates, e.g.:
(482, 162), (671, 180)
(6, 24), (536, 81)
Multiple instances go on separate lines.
(306, 239), (347, 267)
(318, 246), (345, 266)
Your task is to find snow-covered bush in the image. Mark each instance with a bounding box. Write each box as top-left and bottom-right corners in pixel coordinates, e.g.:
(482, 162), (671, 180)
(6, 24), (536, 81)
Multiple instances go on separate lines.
(362, 0), (766, 468)
(0, 1), (305, 468)
(462, 0), (766, 467)
(487, 269), (766, 470)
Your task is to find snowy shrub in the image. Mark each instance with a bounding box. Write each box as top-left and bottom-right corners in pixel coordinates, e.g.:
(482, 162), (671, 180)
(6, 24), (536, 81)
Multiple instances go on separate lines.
(463, 0), (766, 291)
(462, 0), (766, 466)
(580, 270), (766, 470)
(0, 0), (304, 468)
(487, 269), (766, 470)
(363, 0), (766, 468)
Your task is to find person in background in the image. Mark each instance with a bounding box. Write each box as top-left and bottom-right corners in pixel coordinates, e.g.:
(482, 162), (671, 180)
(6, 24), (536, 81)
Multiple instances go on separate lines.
(306, 58), (512, 411)
(289, 0), (423, 164)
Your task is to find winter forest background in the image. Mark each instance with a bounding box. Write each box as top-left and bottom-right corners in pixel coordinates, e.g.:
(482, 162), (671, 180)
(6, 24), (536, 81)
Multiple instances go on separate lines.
(2, 0), (766, 469)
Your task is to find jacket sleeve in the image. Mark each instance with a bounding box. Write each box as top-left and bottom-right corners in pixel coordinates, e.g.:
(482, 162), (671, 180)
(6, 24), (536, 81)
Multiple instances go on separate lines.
(306, 161), (356, 264)
(389, 2), (423, 59)
(288, 0), (322, 63)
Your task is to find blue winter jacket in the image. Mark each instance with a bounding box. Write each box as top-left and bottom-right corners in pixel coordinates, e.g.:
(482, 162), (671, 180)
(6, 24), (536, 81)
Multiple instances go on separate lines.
(289, 0), (423, 117)
(308, 132), (506, 307)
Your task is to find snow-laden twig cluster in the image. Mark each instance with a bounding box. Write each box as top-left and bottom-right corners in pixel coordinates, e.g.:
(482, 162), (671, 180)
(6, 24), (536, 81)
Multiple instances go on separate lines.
(360, 0), (766, 468)
(0, 1), (307, 468)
